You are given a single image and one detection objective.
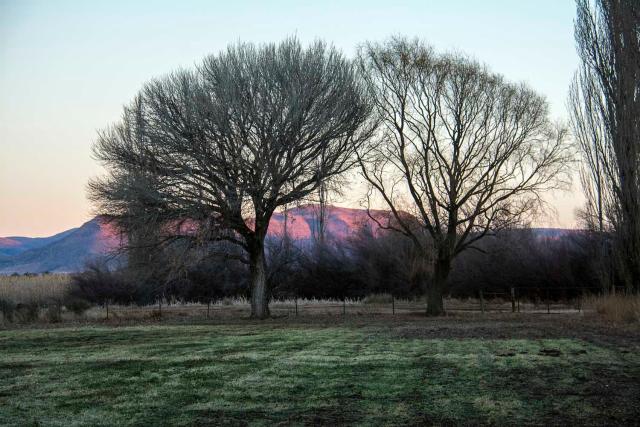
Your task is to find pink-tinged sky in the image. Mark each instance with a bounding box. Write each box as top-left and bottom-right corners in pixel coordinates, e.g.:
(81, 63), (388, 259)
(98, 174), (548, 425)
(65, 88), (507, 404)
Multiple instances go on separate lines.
(0, 0), (582, 237)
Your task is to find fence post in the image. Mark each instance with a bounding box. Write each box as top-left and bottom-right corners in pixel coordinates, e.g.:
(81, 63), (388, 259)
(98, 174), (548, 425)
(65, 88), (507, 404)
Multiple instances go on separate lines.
(392, 295), (395, 315)
(343, 298), (346, 316)
(480, 289), (485, 314)
(295, 297), (298, 316)
(158, 299), (162, 318)
(579, 289), (583, 313)
(546, 288), (550, 314)
(207, 299), (210, 319)
(517, 290), (520, 313)
(510, 288), (516, 313)
(106, 301), (109, 320)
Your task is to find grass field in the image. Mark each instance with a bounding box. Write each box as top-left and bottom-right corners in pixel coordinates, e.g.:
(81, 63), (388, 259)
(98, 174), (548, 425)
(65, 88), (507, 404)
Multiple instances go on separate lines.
(1, 315), (638, 426)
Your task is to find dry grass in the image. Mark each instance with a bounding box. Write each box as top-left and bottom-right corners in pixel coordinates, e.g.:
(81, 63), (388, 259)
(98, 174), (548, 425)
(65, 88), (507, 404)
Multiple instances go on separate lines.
(0, 274), (618, 324)
(362, 293), (393, 304)
(583, 293), (640, 323)
(0, 274), (71, 304)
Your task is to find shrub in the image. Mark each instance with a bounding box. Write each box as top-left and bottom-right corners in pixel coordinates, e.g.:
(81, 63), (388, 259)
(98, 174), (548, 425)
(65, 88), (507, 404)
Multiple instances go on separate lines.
(15, 302), (40, 323)
(0, 298), (16, 323)
(70, 261), (155, 306)
(45, 302), (62, 323)
(162, 252), (249, 303)
(65, 297), (92, 316)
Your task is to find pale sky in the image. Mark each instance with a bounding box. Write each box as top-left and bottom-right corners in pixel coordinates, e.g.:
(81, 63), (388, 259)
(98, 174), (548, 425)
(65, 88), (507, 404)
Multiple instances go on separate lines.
(0, 0), (582, 237)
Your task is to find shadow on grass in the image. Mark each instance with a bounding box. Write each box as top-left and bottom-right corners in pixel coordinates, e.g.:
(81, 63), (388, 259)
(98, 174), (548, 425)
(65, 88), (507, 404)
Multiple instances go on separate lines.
(0, 323), (638, 426)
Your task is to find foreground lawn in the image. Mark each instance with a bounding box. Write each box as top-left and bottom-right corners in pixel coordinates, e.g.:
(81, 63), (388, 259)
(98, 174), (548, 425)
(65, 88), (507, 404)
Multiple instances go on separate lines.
(0, 321), (638, 426)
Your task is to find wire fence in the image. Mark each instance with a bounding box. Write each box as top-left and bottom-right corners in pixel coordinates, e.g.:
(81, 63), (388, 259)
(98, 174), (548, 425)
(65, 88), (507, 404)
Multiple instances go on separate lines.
(2, 285), (635, 325)
(90, 285), (635, 321)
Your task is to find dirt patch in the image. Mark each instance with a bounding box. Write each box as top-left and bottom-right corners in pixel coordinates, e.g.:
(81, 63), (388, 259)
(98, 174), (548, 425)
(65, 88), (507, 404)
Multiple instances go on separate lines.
(539, 348), (562, 357)
(390, 313), (640, 350)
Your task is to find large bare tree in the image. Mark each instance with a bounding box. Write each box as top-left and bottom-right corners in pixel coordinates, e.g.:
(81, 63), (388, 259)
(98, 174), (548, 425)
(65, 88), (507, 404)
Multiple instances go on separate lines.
(90, 38), (374, 318)
(570, 0), (640, 291)
(357, 38), (571, 315)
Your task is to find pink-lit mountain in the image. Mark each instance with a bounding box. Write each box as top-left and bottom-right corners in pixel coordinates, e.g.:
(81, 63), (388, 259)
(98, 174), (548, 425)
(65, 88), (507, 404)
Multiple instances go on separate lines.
(0, 205), (576, 274)
(0, 205), (387, 274)
(267, 205), (389, 240)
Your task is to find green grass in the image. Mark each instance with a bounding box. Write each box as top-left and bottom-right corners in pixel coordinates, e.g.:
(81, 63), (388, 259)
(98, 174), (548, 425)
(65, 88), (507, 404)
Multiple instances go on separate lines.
(0, 323), (638, 426)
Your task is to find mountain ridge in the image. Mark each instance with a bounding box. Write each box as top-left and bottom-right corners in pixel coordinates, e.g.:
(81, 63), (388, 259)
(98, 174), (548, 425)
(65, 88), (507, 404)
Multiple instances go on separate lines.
(0, 205), (577, 274)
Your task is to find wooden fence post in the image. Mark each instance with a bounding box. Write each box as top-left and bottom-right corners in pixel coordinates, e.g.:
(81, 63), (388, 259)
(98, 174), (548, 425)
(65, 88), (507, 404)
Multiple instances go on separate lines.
(207, 299), (210, 319)
(480, 289), (485, 314)
(295, 297), (298, 316)
(579, 289), (583, 313)
(106, 301), (109, 320)
(392, 295), (395, 315)
(546, 288), (550, 314)
(511, 288), (516, 313)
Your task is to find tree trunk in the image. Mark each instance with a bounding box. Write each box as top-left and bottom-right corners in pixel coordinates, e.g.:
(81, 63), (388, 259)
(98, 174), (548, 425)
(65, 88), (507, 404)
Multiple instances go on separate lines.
(249, 241), (270, 319)
(426, 257), (450, 316)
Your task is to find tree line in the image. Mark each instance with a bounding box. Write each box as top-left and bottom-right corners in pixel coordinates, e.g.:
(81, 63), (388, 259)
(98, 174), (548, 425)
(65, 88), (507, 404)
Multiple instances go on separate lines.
(71, 225), (606, 307)
(85, 0), (639, 318)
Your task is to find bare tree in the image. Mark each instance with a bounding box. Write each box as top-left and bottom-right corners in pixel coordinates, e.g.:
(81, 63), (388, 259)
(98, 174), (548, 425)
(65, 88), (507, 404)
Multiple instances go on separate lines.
(312, 182), (328, 243)
(90, 38), (374, 318)
(571, 0), (640, 291)
(357, 38), (571, 315)
(569, 73), (613, 234)
(568, 36), (616, 291)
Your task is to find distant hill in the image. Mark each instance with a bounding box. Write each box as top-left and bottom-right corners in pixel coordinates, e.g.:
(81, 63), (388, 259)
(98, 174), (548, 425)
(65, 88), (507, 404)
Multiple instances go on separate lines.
(0, 206), (386, 274)
(0, 205), (577, 274)
(0, 227), (78, 257)
(0, 218), (122, 274)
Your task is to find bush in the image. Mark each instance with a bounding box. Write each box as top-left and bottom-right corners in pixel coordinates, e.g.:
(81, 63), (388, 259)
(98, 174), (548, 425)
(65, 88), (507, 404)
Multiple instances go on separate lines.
(65, 297), (92, 316)
(70, 261), (155, 306)
(163, 256), (248, 303)
(15, 302), (40, 323)
(45, 302), (62, 323)
(0, 298), (16, 323)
